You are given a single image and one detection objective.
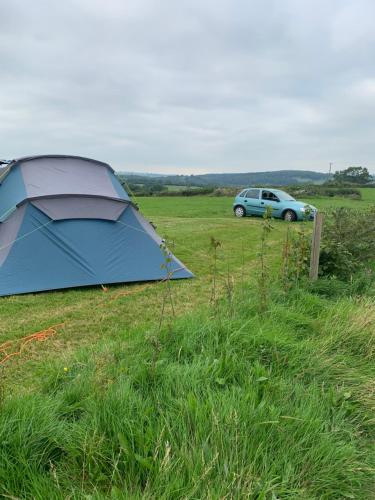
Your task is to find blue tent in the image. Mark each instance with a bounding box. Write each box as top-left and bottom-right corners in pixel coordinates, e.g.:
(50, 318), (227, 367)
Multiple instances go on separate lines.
(0, 155), (193, 296)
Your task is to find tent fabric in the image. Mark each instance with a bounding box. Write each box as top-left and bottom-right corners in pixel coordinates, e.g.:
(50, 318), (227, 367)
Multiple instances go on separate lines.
(0, 155), (129, 222)
(31, 196), (128, 221)
(0, 155), (193, 296)
(0, 205), (26, 267)
(0, 166), (27, 221)
(21, 157), (126, 200)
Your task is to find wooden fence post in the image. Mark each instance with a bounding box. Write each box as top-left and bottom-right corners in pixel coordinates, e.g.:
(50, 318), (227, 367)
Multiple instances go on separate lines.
(309, 212), (323, 280)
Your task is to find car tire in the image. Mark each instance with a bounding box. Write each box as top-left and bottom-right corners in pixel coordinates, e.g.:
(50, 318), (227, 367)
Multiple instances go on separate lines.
(283, 209), (297, 222)
(234, 206), (246, 217)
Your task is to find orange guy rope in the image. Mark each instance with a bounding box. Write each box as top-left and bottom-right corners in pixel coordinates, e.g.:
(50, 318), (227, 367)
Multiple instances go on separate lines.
(0, 323), (65, 365)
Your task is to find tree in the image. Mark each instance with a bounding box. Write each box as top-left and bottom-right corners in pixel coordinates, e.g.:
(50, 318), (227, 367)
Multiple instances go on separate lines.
(149, 183), (166, 194)
(332, 166), (372, 185)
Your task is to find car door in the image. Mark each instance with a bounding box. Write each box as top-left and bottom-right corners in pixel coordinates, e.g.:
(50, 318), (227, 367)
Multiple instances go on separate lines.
(260, 190), (282, 217)
(243, 188), (262, 215)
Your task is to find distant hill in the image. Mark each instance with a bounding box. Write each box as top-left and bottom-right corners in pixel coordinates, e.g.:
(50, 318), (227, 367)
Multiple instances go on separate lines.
(118, 171), (166, 178)
(119, 170), (329, 187)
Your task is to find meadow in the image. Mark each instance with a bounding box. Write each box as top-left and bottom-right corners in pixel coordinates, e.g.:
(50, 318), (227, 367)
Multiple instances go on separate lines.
(0, 189), (374, 498)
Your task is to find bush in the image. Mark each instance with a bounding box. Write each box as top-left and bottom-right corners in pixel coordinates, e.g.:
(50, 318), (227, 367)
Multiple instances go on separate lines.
(288, 185), (362, 199)
(158, 187), (215, 196)
(319, 208), (375, 279)
(322, 187), (361, 198)
(210, 187), (239, 197)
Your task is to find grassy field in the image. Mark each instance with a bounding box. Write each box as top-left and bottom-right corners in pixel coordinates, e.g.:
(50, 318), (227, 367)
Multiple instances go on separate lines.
(0, 191), (374, 498)
(137, 187), (375, 219)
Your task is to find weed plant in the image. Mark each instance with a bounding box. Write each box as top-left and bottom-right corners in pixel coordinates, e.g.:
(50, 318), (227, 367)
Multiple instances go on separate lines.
(256, 206), (273, 313)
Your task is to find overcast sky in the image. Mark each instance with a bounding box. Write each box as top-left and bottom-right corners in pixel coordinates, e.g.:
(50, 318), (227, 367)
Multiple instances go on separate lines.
(1, 0), (375, 174)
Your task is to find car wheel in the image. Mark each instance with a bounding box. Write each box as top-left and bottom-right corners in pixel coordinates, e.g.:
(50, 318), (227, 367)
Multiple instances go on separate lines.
(283, 209), (297, 222)
(234, 206), (246, 217)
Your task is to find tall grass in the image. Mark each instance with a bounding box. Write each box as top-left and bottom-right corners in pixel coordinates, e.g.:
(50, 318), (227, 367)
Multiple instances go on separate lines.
(0, 285), (374, 498)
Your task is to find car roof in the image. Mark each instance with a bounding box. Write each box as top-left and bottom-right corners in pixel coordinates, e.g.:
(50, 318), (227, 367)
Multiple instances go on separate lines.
(242, 187), (287, 192)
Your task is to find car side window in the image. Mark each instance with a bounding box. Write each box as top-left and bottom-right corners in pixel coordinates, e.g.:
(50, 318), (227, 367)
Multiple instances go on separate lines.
(245, 189), (260, 199)
(262, 190), (279, 202)
(238, 190), (247, 198)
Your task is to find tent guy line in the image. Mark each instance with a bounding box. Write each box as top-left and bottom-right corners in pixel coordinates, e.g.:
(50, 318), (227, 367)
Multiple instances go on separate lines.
(0, 219), (53, 252)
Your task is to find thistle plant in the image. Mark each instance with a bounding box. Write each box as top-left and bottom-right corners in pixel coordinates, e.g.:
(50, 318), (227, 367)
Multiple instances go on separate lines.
(296, 231), (310, 280)
(293, 210), (311, 281)
(209, 237), (221, 310)
(159, 240), (176, 332)
(224, 263), (234, 316)
(0, 367), (4, 408)
(240, 240), (245, 288)
(280, 223), (292, 292)
(280, 206), (311, 288)
(257, 206), (273, 313)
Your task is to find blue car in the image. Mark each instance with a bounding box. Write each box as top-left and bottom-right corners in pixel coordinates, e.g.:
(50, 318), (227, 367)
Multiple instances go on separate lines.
(233, 188), (317, 221)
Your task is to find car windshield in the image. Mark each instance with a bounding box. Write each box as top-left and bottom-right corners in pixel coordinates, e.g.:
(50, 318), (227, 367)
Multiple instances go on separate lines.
(273, 190), (295, 201)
